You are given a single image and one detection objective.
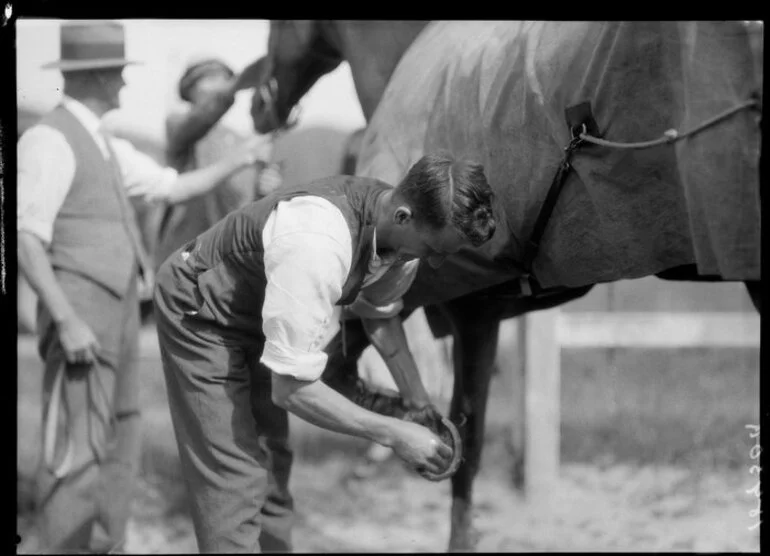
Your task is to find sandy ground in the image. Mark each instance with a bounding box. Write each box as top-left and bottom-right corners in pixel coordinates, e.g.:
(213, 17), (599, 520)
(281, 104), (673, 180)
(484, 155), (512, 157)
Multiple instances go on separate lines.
(17, 327), (760, 554)
(122, 442), (761, 553)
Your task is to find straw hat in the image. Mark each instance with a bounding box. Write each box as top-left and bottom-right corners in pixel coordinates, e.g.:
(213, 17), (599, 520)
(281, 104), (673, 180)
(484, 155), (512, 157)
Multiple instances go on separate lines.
(41, 20), (140, 72)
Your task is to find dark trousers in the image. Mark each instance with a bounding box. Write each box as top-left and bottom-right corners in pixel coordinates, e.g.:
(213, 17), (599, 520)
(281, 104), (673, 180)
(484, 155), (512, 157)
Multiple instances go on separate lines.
(153, 262), (294, 553)
(31, 270), (143, 553)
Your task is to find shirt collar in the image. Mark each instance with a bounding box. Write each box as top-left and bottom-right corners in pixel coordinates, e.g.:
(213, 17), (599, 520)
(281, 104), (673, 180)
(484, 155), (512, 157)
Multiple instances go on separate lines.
(371, 228), (379, 264)
(370, 227), (400, 268)
(61, 96), (106, 140)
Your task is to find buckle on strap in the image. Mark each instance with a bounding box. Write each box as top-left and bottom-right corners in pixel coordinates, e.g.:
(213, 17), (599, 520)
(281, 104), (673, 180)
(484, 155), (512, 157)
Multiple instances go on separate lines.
(181, 240), (197, 264)
(517, 102), (599, 296)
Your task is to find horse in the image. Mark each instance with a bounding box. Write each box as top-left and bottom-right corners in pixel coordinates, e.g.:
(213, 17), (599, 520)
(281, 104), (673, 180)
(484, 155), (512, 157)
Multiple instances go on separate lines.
(249, 20), (763, 551)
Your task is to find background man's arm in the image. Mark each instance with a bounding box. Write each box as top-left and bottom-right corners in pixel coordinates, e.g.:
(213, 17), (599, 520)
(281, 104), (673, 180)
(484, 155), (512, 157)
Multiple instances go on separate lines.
(115, 134), (272, 205)
(18, 232), (76, 327)
(16, 125), (99, 362)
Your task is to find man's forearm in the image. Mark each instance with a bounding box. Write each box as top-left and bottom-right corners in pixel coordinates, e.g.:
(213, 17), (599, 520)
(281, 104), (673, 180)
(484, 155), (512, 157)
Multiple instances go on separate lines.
(361, 316), (432, 408)
(17, 231), (76, 324)
(165, 154), (248, 204)
(273, 374), (400, 447)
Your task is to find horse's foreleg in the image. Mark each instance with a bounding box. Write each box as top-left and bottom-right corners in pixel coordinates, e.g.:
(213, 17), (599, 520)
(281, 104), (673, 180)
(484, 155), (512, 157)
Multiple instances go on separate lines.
(442, 301), (501, 552)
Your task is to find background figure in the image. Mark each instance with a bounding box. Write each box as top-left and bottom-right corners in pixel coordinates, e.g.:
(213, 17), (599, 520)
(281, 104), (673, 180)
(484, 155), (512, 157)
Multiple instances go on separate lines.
(17, 21), (273, 553)
(154, 54), (282, 270)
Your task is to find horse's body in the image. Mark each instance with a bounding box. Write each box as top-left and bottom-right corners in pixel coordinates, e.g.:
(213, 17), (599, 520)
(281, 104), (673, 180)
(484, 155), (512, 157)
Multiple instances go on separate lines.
(251, 20), (762, 551)
(359, 21), (762, 303)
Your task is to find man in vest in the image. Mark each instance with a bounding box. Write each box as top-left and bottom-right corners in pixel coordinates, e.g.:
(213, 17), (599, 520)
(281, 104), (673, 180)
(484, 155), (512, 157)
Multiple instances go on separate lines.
(17, 21), (274, 552)
(154, 151), (497, 552)
(155, 54), (282, 269)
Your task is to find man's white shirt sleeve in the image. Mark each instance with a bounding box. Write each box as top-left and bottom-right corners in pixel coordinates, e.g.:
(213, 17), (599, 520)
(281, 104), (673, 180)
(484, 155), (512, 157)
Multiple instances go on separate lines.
(108, 136), (179, 203)
(18, 123), (179, 245)
(17, 125), (77, 244)
(260, 196), (353, 382)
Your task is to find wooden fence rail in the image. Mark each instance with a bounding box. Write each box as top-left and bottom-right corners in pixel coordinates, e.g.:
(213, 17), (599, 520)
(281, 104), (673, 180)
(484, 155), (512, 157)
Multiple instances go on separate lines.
(17, 309), (759, 497)
(513, 309), (761, 496)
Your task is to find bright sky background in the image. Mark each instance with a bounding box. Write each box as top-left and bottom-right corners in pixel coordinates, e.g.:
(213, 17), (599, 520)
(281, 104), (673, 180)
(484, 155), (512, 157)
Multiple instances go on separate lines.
(16, 18), (367, 142)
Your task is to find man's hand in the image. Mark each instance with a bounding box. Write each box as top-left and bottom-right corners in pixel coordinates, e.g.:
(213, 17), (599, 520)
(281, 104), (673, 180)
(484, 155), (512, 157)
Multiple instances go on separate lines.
(137, 267), (155, 303)
(388, 419), (453, 476)
(258, 164), (284, 196)
(56, 314), (101, 365)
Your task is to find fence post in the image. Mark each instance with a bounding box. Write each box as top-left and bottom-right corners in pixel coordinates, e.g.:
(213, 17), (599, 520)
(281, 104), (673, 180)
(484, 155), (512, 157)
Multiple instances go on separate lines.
(519, 307), (561, 497)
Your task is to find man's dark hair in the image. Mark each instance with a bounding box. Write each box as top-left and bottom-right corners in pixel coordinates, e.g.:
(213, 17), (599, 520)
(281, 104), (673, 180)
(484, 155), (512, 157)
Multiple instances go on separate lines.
(396, 151), (496, 246)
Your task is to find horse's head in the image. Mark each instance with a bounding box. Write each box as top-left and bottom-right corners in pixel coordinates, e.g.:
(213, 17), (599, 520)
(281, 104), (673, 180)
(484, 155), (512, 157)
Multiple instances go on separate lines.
(251, 20), (344, 133)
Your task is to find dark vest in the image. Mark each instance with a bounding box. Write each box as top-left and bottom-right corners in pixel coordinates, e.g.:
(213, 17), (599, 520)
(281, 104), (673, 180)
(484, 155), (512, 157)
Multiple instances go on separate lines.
(158, 175), (390, 338)
(39, 105), (145, 297)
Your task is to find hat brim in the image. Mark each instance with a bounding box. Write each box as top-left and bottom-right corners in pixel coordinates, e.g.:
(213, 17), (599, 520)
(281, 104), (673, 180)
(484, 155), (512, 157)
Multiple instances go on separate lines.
(41, 59), (142, 71)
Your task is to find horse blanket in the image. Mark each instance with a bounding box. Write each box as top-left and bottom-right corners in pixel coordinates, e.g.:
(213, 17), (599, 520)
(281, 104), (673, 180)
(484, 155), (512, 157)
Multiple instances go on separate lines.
(357, 21), (762, 303)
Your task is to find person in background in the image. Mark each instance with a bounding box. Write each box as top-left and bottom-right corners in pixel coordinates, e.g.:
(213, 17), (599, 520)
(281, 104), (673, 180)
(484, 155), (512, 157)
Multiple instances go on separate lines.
(154, 54), (283, 269)
(16, 21), (274, 553)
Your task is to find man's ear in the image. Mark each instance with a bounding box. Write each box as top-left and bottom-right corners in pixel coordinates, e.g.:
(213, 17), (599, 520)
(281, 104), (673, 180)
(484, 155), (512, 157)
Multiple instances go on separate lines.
(393, 206), (413, 226)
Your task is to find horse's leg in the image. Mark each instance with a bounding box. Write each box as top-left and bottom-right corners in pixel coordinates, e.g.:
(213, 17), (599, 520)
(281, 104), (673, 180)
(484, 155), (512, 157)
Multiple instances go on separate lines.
(441, 298), (501, 552)
(744, 280), (762, 313)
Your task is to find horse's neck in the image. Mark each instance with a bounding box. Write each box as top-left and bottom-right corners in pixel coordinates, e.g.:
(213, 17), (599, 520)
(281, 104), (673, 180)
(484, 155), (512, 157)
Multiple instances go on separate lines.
(332, 21), (429, 121)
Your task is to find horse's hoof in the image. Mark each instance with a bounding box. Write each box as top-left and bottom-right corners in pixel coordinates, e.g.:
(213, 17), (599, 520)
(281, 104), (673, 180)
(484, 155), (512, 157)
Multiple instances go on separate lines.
(404, 412), (463, 481)
(448, 528), (481, 552)
(447, 539), (475, 553)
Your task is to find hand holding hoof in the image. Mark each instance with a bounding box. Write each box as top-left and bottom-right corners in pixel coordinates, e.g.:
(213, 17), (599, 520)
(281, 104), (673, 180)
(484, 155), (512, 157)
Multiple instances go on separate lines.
(402, 409), (463, 482)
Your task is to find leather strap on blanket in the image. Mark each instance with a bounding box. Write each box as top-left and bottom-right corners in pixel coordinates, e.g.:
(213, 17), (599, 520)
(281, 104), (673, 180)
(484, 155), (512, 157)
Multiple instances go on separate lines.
(517, 97), (760, 296)
(519, 102), (600, 296)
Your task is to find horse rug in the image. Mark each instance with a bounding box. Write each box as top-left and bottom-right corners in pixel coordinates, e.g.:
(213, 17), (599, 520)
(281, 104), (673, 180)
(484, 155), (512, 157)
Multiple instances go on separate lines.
(356, 21), (762, 303)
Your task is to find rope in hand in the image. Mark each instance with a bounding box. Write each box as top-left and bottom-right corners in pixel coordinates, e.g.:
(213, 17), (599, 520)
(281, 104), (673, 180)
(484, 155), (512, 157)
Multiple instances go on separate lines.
(575, 98), (760, 150)
(43, 356), (117, 480)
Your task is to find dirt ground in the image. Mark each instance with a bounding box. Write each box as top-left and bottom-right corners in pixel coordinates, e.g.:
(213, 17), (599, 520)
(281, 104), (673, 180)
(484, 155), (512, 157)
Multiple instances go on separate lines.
(122, 442), (760, 553)
(17, 328), (760, 553)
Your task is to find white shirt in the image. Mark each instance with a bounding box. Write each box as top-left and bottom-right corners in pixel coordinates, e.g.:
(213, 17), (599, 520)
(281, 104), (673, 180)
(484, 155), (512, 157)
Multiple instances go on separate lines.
(17, 96), (179, 244)
(260, 196), (419, 382)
